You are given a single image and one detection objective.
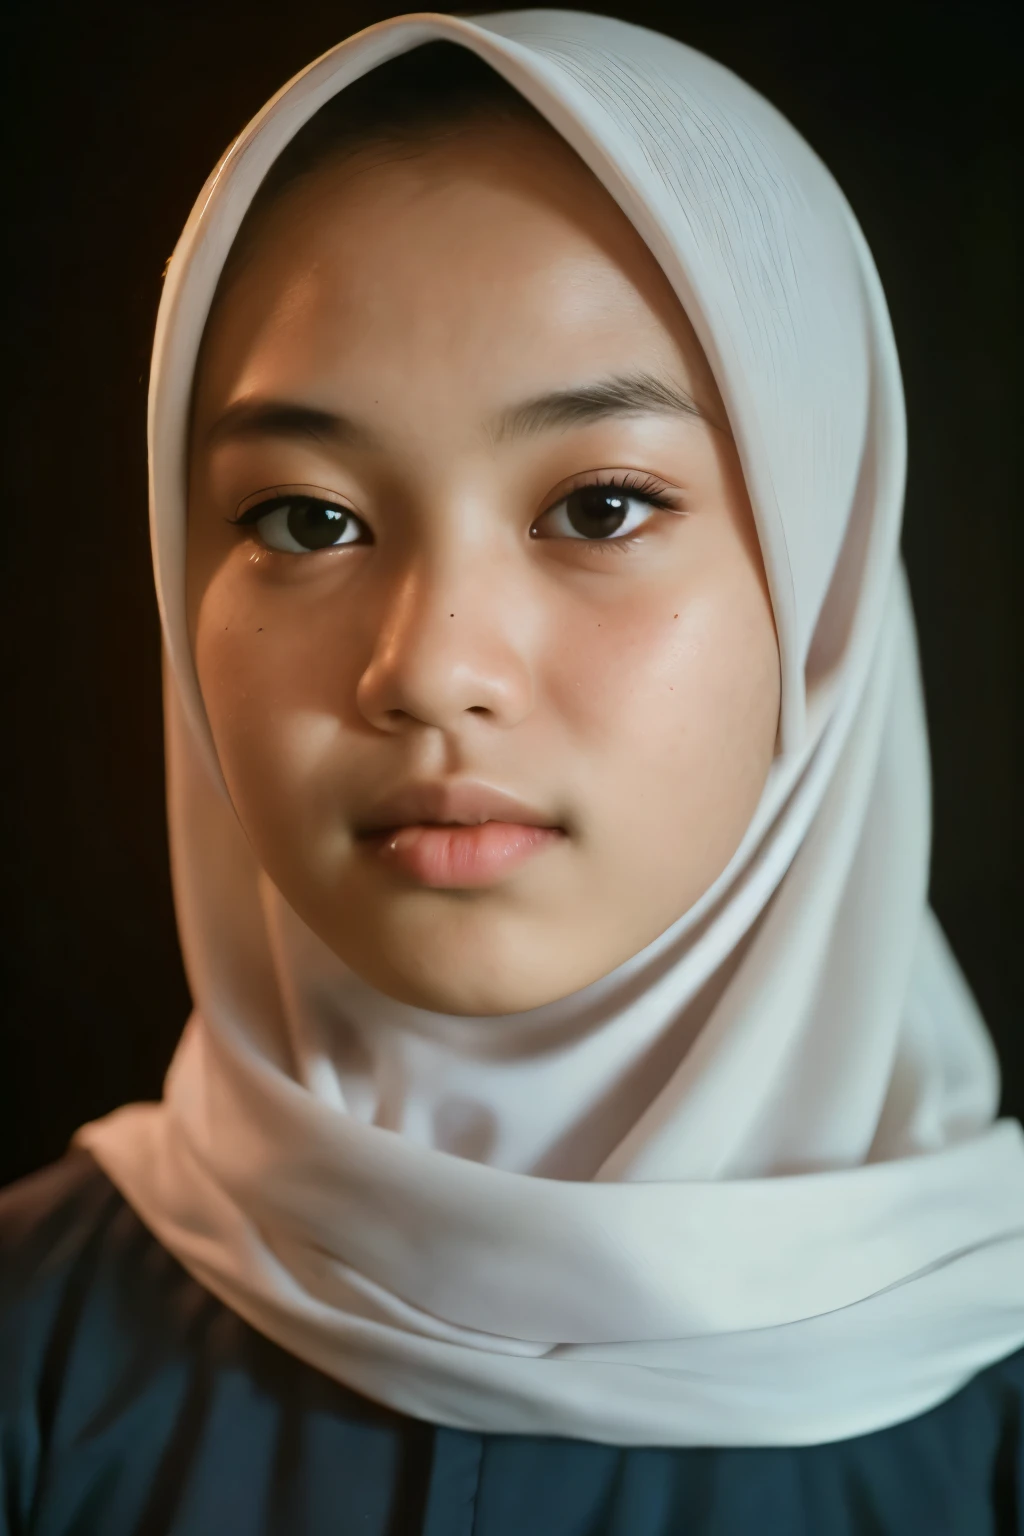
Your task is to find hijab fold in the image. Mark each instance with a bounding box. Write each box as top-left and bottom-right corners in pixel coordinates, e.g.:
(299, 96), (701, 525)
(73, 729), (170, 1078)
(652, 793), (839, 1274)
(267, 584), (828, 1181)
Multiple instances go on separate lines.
(78, 9), (1024, 1446)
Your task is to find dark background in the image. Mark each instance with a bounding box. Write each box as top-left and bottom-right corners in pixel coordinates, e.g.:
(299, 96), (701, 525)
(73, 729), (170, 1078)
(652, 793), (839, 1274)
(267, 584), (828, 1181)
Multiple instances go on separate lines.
(1, 1), (1020, 1186)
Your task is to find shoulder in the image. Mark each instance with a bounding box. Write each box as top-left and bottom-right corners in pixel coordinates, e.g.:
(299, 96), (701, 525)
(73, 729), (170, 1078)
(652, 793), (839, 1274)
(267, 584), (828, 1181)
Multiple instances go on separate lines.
(0, 1150), (230, 1533)
(0, 1146), (232, 1412)
(0, 1149), (124, 1384)
(0, 1153), (414, 1536)
(0, 1151), (127, 1530)
(0, 1145), (122, 1254)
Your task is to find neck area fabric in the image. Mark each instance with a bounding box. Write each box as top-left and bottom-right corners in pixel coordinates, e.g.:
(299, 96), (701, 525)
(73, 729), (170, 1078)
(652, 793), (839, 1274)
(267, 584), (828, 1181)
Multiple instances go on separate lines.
(77, 9), (1024, 1446)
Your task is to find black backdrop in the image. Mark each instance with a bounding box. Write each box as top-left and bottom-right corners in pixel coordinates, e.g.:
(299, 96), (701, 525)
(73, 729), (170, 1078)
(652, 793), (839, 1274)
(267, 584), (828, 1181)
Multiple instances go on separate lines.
(2, 1), (1020, 1186)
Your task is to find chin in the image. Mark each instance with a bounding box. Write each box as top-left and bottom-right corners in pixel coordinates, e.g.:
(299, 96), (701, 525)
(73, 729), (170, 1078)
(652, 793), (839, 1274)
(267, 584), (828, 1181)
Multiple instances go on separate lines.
(297, 873), (627, 1016)
(336, 924), (596, 1017)
(361, 956), (576, 1017)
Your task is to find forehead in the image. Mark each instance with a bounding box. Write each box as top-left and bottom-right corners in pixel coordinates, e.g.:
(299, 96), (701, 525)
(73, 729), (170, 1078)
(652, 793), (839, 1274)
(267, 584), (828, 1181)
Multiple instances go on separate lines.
(228, 118), (642, 287)
(192, 123), (707, 418)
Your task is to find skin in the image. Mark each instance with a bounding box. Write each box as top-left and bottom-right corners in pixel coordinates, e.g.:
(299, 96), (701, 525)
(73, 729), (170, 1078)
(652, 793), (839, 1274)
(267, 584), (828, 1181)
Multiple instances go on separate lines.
(187, 119), (781, 1016)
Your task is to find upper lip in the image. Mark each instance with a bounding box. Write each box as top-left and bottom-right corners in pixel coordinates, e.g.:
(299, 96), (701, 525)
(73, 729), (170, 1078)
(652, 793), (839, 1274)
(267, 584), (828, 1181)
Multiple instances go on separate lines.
(355, 780), (561, 836)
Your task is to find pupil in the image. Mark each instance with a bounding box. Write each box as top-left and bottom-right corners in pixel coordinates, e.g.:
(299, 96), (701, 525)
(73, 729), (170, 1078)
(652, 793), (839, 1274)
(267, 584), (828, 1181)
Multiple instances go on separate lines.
(566, 486), (629, 539)
(287, 499), (347, 550)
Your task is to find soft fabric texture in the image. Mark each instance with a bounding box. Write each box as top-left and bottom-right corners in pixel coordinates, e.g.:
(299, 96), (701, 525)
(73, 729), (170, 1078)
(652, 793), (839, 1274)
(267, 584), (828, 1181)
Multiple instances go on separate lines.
(3, 1152), (1023, 1535)
(76, 8), (1024, 1446)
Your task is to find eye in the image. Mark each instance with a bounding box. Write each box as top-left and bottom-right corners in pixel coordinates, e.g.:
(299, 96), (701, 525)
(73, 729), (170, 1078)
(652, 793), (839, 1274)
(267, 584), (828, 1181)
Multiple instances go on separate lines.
(534, 477), (675, 542)
(231, 494), (369, 553)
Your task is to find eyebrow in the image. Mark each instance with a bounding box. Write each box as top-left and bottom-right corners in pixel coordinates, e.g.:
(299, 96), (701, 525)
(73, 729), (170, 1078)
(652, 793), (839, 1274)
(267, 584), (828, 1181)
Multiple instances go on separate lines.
(203, 399), (381, 452)
(488, 371), (705, 442)
(203, 371), (705, 454)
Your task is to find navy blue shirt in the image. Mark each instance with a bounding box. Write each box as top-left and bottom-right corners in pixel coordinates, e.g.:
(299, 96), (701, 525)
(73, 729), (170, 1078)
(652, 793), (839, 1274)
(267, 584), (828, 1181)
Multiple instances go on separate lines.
(1, 1150), (1021, 1535)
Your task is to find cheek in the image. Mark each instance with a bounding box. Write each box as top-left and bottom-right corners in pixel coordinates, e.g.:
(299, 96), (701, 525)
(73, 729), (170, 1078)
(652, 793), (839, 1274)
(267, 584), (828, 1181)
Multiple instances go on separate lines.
(192, 558), (363, 843)
(557, 567), (779, 869)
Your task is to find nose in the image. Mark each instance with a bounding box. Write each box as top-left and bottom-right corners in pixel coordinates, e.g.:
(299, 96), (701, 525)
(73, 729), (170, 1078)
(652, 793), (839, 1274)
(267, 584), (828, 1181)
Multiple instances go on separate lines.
(355, 552), (534, 735)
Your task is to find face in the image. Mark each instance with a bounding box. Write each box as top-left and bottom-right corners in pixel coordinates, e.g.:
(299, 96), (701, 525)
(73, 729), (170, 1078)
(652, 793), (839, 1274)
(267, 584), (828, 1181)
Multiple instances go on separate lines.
(187, 118), (781, 1016)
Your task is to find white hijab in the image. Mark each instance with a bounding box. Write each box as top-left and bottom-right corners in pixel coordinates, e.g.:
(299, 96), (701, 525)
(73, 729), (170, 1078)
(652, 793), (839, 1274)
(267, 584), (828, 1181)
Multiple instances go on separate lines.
(78, 8), (1024, 1447)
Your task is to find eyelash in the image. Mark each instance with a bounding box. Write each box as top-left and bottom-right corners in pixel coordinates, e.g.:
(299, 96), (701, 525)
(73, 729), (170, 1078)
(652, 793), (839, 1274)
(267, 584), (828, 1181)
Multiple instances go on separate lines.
(228, 472), (679, 551)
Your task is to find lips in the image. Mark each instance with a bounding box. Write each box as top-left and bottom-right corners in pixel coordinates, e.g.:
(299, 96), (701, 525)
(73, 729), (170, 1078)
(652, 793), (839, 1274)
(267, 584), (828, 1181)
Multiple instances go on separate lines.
(355, 780), (560, 838)
(355, 781), (565, 888)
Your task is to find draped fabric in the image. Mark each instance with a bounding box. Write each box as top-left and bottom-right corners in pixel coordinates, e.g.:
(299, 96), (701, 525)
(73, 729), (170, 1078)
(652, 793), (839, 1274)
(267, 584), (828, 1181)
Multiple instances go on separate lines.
(77, 9), (1024, 1446)
(5, 1153), (1024, 1533)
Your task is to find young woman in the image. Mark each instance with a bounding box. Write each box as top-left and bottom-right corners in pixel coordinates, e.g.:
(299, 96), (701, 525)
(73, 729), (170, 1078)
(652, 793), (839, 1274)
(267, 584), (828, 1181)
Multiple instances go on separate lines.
(3, 11), (1022, 1533)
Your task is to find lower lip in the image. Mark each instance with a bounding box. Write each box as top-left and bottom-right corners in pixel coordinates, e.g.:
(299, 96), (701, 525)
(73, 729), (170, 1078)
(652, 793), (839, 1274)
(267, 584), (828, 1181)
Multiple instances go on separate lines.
(363, 822), (564, 888)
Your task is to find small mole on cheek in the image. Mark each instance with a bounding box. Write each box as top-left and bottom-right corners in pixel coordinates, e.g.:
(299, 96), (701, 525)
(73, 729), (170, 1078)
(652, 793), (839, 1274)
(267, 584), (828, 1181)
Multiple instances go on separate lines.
(257, 627), (263, 633)
(674, 613), (679, 618)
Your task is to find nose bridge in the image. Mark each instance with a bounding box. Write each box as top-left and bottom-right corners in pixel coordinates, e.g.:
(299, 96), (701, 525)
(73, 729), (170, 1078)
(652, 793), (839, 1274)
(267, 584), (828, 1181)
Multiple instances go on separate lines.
(357, 531), (533, 730)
